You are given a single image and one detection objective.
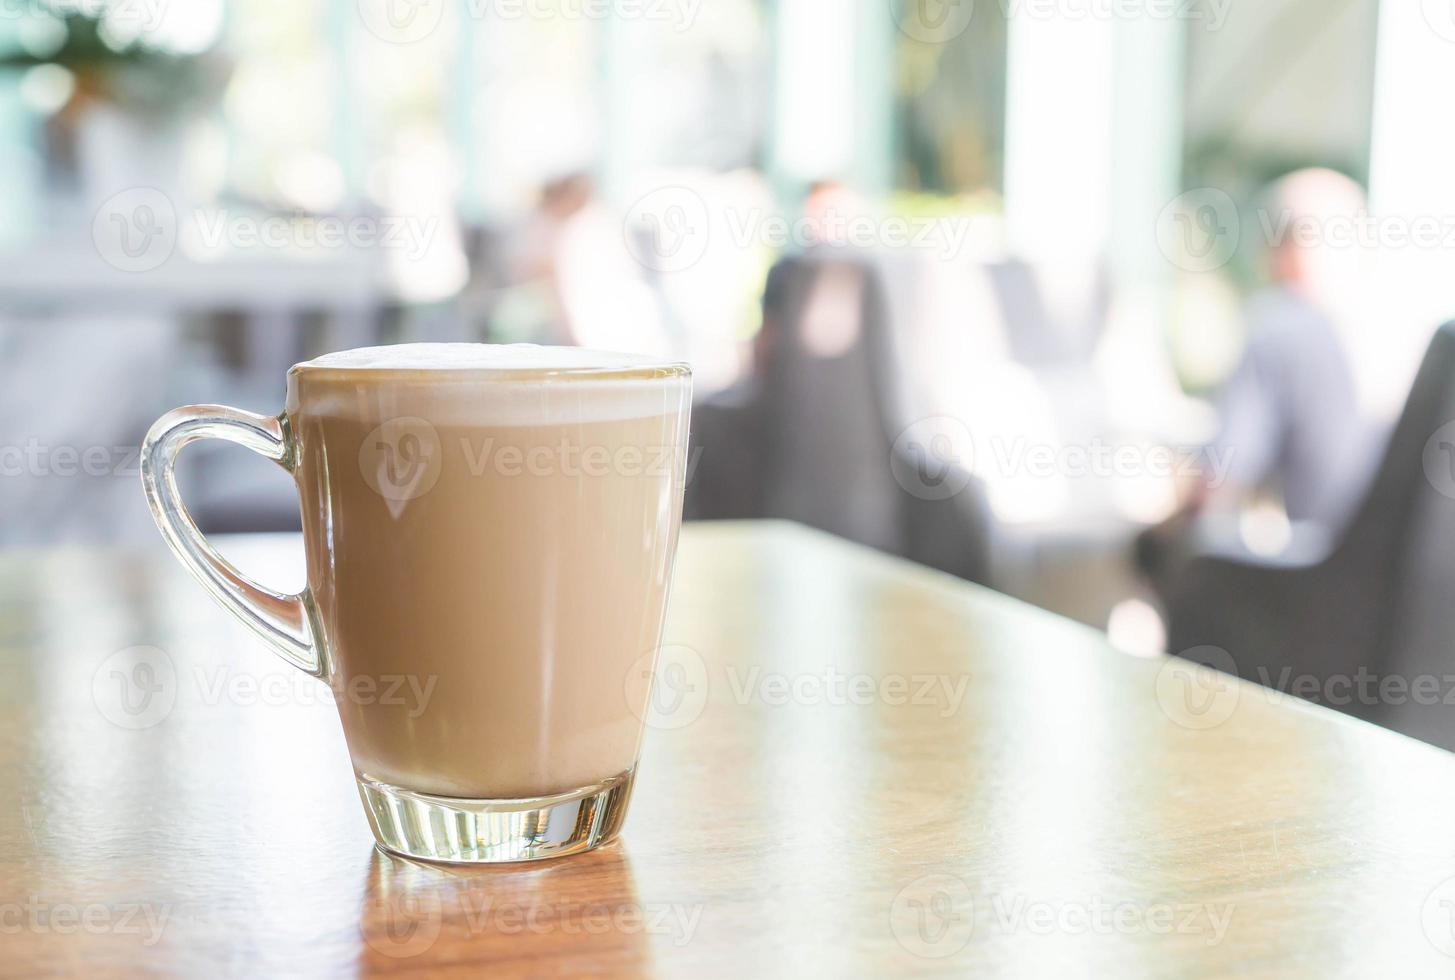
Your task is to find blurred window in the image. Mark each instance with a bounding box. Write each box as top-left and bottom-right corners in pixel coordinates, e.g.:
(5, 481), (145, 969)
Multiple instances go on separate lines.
(893, 1), (1007, 196)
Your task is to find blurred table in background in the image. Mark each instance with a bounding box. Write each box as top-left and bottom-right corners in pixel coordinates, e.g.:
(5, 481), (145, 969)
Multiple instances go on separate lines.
(0, 238), (385, 318)
(0, 239), (396, 545)
(4, 522), (1455, 977)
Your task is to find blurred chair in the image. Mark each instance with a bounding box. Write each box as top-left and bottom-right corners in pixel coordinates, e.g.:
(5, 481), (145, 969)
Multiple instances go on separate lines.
(687, 254), (990, 583)
(1150, 323), (1455, 749)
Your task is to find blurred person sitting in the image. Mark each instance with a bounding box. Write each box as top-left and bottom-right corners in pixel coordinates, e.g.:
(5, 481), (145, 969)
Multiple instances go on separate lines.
(499, 172), (595, 346)
(1142, 169), (1381, 579)
(799, 179), (868, 249)
(499, 171), (671, 357)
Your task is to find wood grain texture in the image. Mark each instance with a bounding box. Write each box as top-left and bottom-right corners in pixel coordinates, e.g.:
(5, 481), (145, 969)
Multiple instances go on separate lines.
(4, 521), (1455, 977)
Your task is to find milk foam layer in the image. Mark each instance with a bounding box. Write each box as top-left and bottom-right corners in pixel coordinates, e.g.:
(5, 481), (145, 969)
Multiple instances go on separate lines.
(289, 344), (690, 426)
(298, 343), (672, 373)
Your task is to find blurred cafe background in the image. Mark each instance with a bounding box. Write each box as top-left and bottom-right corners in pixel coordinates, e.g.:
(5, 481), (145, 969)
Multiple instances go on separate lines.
(6, 0), (1455, 746)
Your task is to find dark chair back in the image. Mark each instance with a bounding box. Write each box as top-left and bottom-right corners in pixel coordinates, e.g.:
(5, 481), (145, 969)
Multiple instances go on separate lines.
(757, 257), (901, 551)
(1164, 323), (1455, 745)
(687, 254), (989, 582)
(1363, 325), (1455, 740)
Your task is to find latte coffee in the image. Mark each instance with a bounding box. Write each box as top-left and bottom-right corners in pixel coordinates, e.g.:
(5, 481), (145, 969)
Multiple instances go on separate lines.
(287, 345), (691, 800)
(143, 342), (691, 862)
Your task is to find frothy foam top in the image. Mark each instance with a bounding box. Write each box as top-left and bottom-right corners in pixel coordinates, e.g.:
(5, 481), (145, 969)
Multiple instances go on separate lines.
(297, 343), (676, 375)
(289, 344), (690, 426)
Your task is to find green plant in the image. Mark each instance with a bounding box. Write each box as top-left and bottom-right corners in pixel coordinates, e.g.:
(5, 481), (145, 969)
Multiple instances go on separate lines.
(0, 4), (229, 118)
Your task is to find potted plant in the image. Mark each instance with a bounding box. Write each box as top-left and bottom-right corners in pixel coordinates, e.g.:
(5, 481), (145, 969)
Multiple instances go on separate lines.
(1, 3), (231, 204)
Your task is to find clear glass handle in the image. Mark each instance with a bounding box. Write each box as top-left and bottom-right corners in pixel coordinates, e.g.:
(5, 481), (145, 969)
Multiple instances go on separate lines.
(140, 404), (324, 678)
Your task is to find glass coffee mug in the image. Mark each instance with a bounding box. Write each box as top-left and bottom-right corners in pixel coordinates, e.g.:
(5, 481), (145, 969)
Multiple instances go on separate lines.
(142, 345), (691, 863)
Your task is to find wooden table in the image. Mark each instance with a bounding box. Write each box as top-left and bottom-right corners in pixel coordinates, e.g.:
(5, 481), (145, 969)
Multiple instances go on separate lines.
(5, 521), (1455, 977)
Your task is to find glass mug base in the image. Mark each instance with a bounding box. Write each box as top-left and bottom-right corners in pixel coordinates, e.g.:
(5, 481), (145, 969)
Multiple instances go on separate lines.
(356, 768), (637, 864)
